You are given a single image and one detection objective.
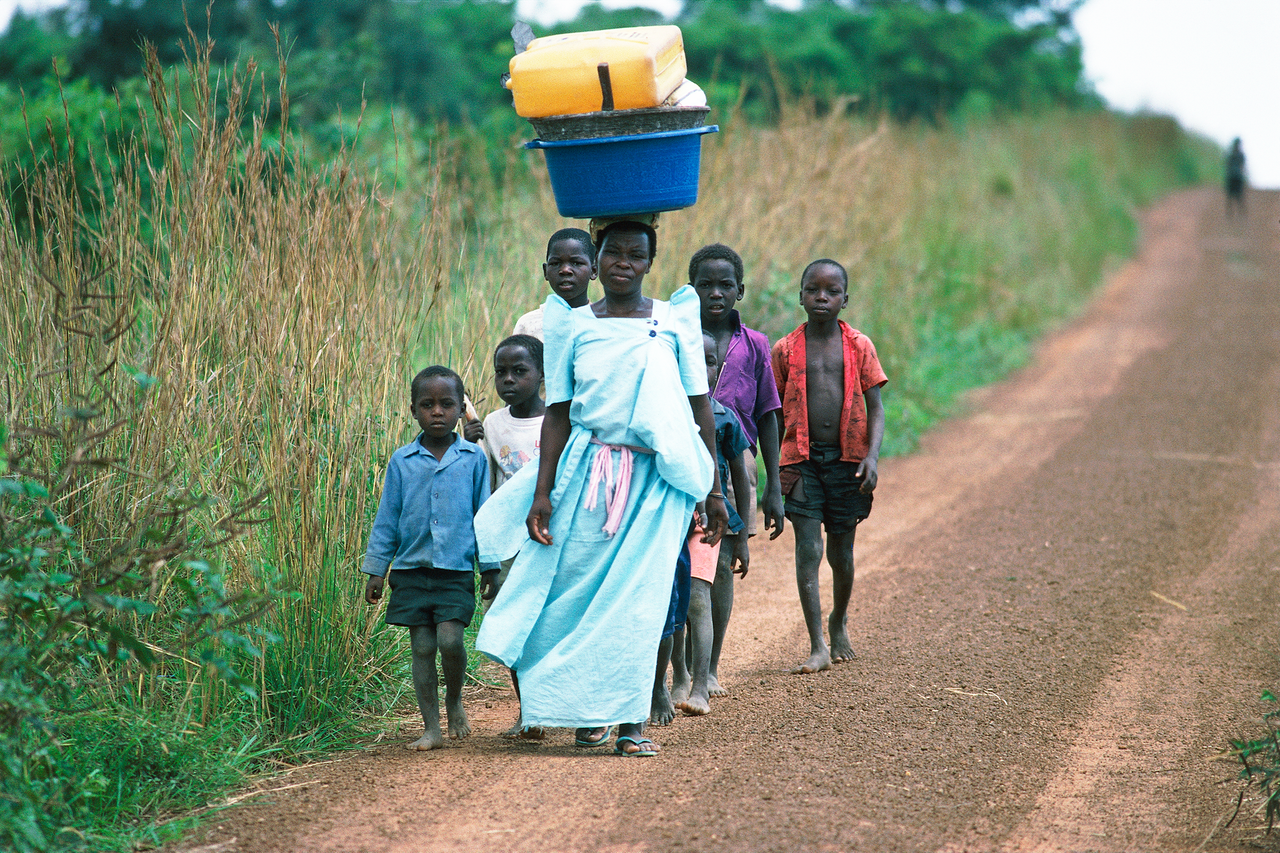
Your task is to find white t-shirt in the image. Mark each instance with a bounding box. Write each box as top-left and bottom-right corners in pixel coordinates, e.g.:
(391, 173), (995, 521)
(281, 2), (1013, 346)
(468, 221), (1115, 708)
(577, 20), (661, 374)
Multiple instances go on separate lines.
(512, 307), (543, 341)
(482, 406), (543, 490)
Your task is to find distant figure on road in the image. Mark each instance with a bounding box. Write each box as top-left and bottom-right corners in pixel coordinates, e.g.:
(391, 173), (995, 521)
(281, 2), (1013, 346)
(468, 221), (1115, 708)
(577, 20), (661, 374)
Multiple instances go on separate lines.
(1225, 137), (1246, 218)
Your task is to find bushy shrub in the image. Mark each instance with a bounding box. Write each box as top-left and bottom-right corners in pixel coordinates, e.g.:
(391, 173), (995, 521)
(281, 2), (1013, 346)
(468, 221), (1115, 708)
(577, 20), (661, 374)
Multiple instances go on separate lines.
(0, 274), (278, 851)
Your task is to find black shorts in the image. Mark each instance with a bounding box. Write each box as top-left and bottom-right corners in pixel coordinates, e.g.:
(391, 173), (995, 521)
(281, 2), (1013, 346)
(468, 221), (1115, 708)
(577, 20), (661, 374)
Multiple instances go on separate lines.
(384, 567), (476, 627)
(782, 442), (873, 535)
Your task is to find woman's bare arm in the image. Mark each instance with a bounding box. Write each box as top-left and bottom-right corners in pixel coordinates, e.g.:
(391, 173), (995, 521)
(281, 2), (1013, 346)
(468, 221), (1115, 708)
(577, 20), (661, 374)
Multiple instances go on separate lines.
(527, 401), (571, 544)
(689, 394), (728, 545)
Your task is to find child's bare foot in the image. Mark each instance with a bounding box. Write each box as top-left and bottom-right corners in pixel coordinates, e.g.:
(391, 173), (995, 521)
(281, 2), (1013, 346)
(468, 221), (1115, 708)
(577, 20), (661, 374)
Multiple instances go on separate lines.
(830, 618), (855, 662)
(408, 730), (444, 750)
(791, 649), (831, 674)
(650, 684), (676, 726)
(707, 673), (728, 697)
(500, 718), (524, 739)
(670, 672), (691, 705)
(675, 691), (711, 716)
(445, 701), (471, 739)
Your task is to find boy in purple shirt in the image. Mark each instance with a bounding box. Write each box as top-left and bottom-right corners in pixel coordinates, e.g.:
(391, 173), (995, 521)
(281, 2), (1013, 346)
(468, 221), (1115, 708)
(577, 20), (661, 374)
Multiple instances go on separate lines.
(673, 243), (784, 700)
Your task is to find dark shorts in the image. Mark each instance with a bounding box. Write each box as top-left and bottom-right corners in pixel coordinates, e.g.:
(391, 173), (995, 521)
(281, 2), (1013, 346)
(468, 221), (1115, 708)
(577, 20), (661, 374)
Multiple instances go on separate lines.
(781, 442), (873, 535)
(384, 566), (476, 627)
(663, 538), (692, 640)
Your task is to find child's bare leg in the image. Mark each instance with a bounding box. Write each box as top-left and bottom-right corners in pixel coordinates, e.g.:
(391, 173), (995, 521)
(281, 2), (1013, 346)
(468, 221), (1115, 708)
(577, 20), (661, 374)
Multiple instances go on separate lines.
(676, 579), (713, 715)
(501, 670), (545, 740)
(708, 542), (735, 696)
(408, 624), (444, 749)
(650, 633), (676, 726)
(790, 516), (831, 674)
(826, 527), (857, 662)
(500, 668), (523, 737)
(670, 625), (691, 704)
(435, 619), (472, 740)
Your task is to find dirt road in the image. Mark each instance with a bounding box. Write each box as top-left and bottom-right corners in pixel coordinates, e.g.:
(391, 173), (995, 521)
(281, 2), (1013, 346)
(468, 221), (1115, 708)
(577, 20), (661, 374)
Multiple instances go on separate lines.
(187, 188), (1280, 853)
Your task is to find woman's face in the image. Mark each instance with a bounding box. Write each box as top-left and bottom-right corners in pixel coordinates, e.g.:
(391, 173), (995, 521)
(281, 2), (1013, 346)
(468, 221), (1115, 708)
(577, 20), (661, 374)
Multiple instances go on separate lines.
(596, 230), (651, 300)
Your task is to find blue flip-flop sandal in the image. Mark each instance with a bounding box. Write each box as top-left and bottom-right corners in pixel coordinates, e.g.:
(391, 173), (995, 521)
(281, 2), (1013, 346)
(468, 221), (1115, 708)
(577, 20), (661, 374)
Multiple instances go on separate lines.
(574, 725), (612, 748)
(613, 735), (658, 757)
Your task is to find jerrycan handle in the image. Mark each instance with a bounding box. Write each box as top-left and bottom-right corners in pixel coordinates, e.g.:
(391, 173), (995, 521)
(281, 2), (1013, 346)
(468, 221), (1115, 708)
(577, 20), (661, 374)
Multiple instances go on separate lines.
(597, 63), (614, 112)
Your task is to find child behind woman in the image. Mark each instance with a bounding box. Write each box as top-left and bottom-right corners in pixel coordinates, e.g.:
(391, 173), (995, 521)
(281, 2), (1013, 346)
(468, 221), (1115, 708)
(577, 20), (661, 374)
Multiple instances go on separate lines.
(361, 366), (498, 749)
(477, 335), (547, 740)
(681, 243), (784, 700)
(475, 220), (727, 758)
(674, 332), (753, 717)
(512, 227), (597, 339)
(481, 335), (546, 492)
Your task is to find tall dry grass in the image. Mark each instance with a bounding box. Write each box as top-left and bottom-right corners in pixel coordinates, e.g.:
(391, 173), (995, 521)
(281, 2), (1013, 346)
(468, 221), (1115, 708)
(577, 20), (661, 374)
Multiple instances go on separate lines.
(2, 46), (464, 747)
(1, 43), (1217, 795)
(622, 107), (1216, 450)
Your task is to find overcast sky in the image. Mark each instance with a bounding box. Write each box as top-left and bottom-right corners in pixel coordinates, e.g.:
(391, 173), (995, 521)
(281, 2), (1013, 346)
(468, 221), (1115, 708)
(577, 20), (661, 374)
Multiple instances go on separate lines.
(1073, 0), (1278, 188)
(3, 0), (1275, 186)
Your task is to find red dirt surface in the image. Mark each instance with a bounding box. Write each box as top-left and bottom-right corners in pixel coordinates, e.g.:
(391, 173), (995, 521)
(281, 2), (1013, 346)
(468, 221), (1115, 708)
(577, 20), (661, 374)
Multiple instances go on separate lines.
(177, 188), (1280, 853)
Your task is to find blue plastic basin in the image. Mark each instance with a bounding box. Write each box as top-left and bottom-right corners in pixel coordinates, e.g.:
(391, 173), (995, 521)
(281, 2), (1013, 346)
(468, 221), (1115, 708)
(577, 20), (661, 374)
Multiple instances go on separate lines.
(526, 125), (719, 219)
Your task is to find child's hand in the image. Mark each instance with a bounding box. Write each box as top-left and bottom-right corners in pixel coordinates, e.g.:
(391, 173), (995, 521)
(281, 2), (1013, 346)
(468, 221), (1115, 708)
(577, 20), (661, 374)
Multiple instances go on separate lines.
(479, 569), (503, 601)
(855, 457), (878, 493)
(463, 419), (484, 443)
(526, 494), (554, 545)
(762, 487), (786, 540)
(701, 495), (729, 547)
(364, 574), (385, 604)
(731, 534), (750, 578)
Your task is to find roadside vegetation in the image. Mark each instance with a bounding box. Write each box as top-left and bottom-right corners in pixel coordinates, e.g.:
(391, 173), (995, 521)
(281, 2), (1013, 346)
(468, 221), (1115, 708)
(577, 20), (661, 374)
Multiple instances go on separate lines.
(1228, 693), (1280, 832)
(0, 5), (1225, 851)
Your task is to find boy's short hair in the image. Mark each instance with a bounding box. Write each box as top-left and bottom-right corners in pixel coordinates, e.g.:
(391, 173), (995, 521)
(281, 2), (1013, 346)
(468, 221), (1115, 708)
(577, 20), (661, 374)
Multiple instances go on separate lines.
(412, 365), (465, 402)
(547, 228), (596, 263)
(801, 258), (848, 289)
(595, 220), (657, 261)
(688, 243), (744, 285)
(495, 334), (544, 373)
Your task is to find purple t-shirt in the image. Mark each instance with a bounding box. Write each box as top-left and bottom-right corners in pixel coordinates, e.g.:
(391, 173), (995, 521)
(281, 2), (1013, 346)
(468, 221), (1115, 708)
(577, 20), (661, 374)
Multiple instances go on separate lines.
(711, 310), (782, 451)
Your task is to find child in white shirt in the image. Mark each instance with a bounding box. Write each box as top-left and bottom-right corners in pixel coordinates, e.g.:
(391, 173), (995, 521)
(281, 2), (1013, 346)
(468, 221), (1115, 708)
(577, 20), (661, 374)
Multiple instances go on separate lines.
(481, 335), (545, 491)
(476, 334), (547, 741)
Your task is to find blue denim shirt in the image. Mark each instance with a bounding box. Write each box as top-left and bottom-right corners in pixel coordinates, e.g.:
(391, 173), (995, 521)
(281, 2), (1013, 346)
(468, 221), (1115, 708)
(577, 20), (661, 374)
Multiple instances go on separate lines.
(712, 399), (750, 534)
(361, 433), (497, 577)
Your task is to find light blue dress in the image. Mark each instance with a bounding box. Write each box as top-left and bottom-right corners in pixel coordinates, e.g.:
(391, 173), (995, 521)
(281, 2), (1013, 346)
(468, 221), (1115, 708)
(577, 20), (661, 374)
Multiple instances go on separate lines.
(475, 286), (714, 728)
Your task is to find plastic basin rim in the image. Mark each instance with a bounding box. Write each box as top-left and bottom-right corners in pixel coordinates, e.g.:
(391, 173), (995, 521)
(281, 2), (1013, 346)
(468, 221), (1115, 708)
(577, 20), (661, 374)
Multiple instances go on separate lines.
(525, 125), (719, 149)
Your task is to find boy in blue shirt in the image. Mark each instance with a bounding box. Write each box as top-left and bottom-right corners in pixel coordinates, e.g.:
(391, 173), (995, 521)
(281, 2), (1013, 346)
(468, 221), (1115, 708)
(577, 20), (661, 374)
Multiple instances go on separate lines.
(362, 365), (498, 750)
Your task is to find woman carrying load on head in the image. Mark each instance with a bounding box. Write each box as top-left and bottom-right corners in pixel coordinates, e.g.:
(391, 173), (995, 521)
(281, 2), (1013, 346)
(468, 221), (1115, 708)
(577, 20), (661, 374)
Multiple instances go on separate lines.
(474, 218), (728, 757)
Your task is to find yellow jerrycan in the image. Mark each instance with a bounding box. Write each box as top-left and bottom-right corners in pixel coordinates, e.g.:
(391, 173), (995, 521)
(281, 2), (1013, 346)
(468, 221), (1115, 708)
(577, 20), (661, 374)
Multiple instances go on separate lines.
(506, 25), (687, 118)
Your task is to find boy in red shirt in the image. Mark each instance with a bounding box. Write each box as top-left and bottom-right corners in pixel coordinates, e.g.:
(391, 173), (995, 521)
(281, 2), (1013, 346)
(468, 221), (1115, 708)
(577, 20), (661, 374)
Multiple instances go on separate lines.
(771, 259), (886, 674)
